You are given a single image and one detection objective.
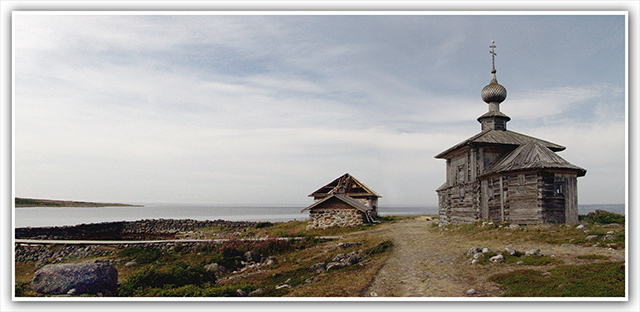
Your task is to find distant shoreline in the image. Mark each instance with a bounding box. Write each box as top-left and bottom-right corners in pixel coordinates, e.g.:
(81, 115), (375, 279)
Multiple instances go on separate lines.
(14, 197), (143, 208)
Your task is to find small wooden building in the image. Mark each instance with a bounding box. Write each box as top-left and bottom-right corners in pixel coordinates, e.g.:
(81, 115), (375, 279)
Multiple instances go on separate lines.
(435, 42), (586, 225)
(302, 173), (381, 229)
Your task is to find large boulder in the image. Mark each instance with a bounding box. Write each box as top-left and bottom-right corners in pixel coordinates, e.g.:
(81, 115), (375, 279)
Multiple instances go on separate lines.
(244, 251), (261, 263)
(32, 262), (118, 295)
(204, 263), (230, 277)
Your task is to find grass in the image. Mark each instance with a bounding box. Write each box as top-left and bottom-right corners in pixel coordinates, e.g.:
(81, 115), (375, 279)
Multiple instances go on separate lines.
(108, 220), (393, 297)
(489, 262), (625, 297)
(441, 220), (625, 249)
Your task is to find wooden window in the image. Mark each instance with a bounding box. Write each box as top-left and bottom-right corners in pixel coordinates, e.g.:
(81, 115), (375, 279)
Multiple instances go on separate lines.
(518, 174), (526, 193)
(554, 176), (565, 196)
(457, 165), (465, 184)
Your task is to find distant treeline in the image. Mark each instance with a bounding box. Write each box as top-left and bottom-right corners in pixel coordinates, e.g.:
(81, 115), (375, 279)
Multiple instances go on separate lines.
(15, 197), (142, 208)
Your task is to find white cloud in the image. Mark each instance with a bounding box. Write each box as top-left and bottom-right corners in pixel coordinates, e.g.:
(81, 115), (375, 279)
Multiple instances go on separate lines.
(13, 14), (626, 207)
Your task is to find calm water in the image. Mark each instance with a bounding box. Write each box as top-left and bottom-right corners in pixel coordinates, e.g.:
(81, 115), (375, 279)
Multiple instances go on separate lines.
(13, 203), (624, 228)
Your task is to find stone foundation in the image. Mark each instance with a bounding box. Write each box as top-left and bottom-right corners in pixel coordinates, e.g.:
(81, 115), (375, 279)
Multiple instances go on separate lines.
(306, 208), (365, 229)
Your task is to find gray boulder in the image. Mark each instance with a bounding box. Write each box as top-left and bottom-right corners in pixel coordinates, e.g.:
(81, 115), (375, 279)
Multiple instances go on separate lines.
(32, 262), (117, 295)
(505, 246), (517, 256)
(490, 254), (504, 263)
(244, 251), (261, 263)
(467, 247), (483, 256)
(309, 262), (326, 273)
(204, 263), (229, 277)
(525, 249), (542, 256)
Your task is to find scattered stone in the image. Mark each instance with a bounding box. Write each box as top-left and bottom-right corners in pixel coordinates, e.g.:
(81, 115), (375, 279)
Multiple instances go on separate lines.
(264, 256), (277, 266)
(309, 263), (326, 273)
(586, 235), (598, 241)
(32, 263), (117, 295)
(326, 262), (343, 271)
(124, 260), (137, 267)
(525, 249), (542, 256)
(236, 289), (247, 297)
(490, 254), (504, 263)
(471, 259), (479, 265)
(465, 288), (477, 295)
(370, 292), (378, 297)
(516, 261), (524, 265)
(337, 242), (360, 249)
(509, 224), (520, 230)
(602, 235), (616, 241)
(576, 224), (585, 230)
(505, 246), (517, 256)
(482, 247), (492, 253)
(473, 253), (484, 259)
(248, 287), (264, 296)
(275, 284), (291, 290)
(467, 247), (483, 256)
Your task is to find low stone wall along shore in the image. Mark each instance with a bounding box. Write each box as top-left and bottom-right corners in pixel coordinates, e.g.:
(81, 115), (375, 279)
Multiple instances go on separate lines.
(15, 219), (258, 240)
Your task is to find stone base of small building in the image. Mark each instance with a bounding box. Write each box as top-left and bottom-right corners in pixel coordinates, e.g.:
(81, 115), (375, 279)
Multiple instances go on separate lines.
(306, 208), (366, 230)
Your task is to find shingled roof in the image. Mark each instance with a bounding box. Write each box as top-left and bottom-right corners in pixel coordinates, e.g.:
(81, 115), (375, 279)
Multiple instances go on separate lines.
(482, 140), (586, 177)
(435, 129), (566, 159)
(308, 173), (382, 198)
(301, 194), (372, 213)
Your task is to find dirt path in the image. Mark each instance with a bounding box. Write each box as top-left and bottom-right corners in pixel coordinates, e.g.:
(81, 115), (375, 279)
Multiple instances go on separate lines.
(363, 217), (625, 297)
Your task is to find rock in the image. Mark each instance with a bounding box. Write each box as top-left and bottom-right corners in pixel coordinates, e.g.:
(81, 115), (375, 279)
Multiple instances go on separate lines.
(509, 224), (520, 229)
(490, 254), (504, 263)
(482, 247), (492, 253)
(264, 256), (277, 266)
(32, 263), (117, 295)
(236, 289), (247, 297)
(204, 263), (229, 277)
(275, 284), (291, 290)
(325, 262), (343, 271)
(345, 252), (361, 265)
(466, 288), (477, 295)
(525, 249), (542, 256)
(467, 247), (483, 256)
(337, 242), (360, 249)
(602, 235), (616, 241)
(124, 260), (137, 267)
(473, 253), (484, 259)
(586, 235), (599, 241)
(505, 246), (517, 256)
(576, 224), (585, 230)
(244, 251), (261, 263)
(248, 287), (264, 296)
(516, 261), (524, 265)
(309, 263), (326, 273)
(471, 259), (479, 265)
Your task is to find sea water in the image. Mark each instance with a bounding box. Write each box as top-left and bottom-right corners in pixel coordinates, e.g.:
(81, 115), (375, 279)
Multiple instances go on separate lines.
(13, 203), (624, 228)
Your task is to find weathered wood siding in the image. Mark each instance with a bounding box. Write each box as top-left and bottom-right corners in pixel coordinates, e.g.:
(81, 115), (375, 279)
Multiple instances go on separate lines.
(506, 173), (542, 224)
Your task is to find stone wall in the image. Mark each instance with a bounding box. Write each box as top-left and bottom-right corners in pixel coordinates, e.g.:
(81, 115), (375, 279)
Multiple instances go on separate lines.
(306, 208), (365, 230)
(15, 219), (257, 240)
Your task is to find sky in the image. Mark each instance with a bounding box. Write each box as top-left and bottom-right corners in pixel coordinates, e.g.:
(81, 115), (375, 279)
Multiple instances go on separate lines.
(12, 13), (627, 207)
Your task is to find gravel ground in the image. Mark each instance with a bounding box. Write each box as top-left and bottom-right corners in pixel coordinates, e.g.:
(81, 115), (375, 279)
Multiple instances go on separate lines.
(364, 217), (625, 297)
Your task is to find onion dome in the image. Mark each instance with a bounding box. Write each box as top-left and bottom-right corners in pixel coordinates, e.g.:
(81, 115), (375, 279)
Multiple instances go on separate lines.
(481, 70), (507, 104)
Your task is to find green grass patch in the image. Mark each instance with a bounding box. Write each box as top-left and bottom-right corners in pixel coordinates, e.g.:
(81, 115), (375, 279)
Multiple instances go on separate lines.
(118, 261), (217, 296)
(577, 254), (610, 260)
(580, 211), (625, 225)
(364, 240), (393, 256)
(489, 262), (625, 297)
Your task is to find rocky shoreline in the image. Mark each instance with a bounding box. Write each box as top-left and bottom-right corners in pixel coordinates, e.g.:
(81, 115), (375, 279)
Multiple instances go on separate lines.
(15, 218), (258, 240)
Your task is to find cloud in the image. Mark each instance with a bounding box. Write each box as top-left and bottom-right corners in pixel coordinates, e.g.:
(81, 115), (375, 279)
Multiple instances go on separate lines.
(13, 14), (626, 207)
